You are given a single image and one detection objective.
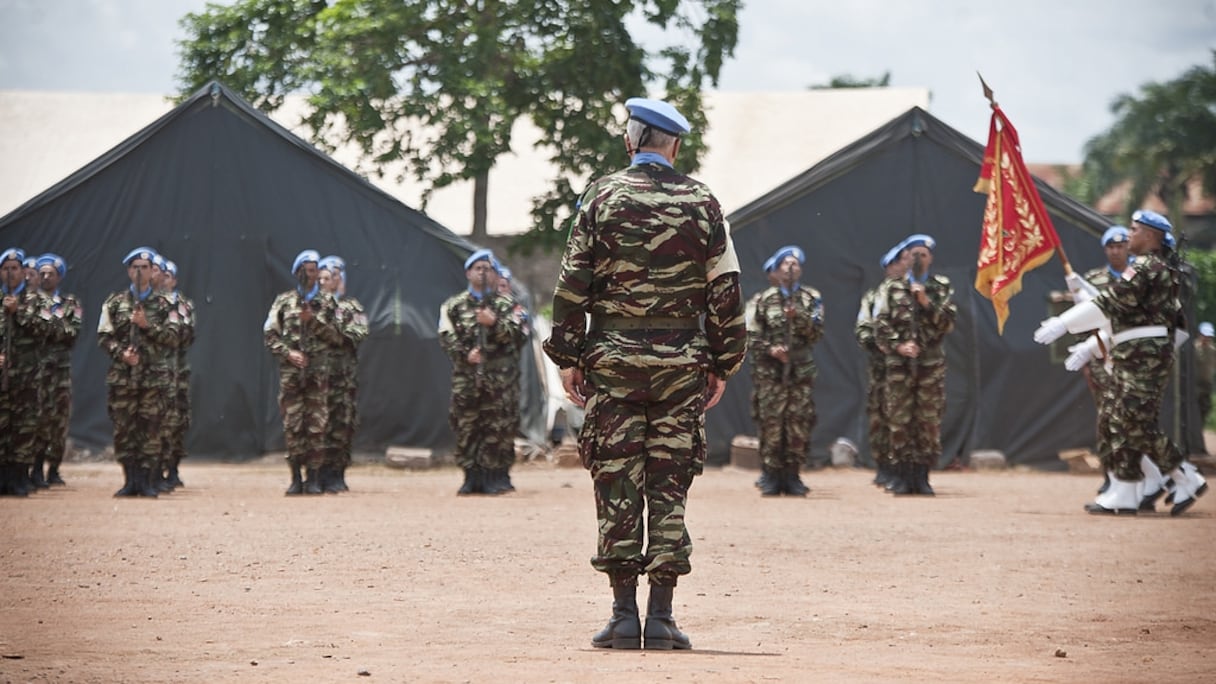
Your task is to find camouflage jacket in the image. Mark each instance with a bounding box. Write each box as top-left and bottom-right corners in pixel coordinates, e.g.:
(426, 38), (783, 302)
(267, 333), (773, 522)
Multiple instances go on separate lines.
(335, 296), (370, 355)
(749, 285), (824, 381)
(543, 161), (747, 380)
(438, 290), (525, 375)
(263, 288), (345, 368)
(1093, 251), (1182, 363)
(855, 277), (897, 356)
(1, 286), (53, 376)
(166, 290), (196, 372)
(97, 287), (182, 378)
(36, 290), (84, 371)
(875, 273), (956, 361)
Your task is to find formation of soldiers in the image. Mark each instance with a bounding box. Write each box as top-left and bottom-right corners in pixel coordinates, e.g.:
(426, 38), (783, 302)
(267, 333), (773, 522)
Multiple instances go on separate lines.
(264, 250), (368, 495)
(0, 249), (84, 496)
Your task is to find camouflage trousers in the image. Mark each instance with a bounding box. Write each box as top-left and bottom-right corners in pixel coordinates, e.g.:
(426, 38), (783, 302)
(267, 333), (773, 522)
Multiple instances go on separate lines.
(581, 366), (705, 585)
(883, 358), (946, 466)
(1083, 360), (1113, 457)
(40, 369), (72, 466)
(866, 360), (891, 467)
(1100, 347), (1183, 479)
(449, 368), (516, 470)
(278, 365), (330, 469)
(161, 373), (190, 466)
(1, 366), (41, 466)
(108, 372), (169, 469)
(755, 373), (817, 469)
(325, 365), (358, 469)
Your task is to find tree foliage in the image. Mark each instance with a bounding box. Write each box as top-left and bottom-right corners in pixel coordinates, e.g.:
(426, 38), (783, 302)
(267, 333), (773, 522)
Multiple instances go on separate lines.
(1080, 52), (1216, 228)
(176, 0), (740, 252)
(809, 71), (891, 89)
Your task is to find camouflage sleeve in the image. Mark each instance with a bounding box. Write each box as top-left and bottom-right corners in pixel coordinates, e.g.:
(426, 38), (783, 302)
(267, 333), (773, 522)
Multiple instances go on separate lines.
(141, 294), (181, 349)
(800, 288), (825, 345)
(263, 294), (290, 360)
(705, 219), (746, 378)
(437, 295), (468, 365)
(339, 298), (370, 345)
(855, 289), (878, 351)
(543, 191), (596, 369)
(308, 293), (346, 346)
(177, 297), (196, 350)
(1093, 259), (1155, 322)
(489, 295), (526, 350)
(921, 276), (956, 343)
(748, 289), (776, 361)
(873, 283), (905, 355)
(59, 294), (84, 346)
(17, 291), (53, 338)
(96, 294), (126, 361)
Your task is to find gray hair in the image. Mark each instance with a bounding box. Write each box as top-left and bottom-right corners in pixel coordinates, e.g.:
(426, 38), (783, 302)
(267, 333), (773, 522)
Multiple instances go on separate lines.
(626, 118), (679, 152)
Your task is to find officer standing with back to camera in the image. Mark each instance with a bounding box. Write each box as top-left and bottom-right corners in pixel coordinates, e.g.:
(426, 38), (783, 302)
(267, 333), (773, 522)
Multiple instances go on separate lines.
(748, 245), (824, 496)
(544, 97), (747, 651)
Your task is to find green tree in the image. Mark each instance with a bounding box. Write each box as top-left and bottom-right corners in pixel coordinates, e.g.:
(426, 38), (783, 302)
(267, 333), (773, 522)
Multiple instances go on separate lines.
(176, 0), (740, 252)
(1080, 52), (1216, 230)
(809, 72), (890, 89)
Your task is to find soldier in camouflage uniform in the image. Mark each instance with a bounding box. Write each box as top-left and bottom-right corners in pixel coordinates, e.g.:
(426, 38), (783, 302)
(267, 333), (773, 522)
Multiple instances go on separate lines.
(749, 245), (824, 496)
(874, 234), (956, 496)
(159, 259), (195, 490)
(492, 263), (529, 493)
(1, 248), (49, 496)
(318, 255), (368, 493)
(98, 247), (182, 498)
(264, 249), (344, 495)
(1196, 322), (1216, 425)
(1038, 210), (1207, 515)
(438, 249), (527, 496)
(746, 257), (779, 490)
(32, 253), (83, 488)
(856, 241), (909, 490)
(543, 98), (747, 651)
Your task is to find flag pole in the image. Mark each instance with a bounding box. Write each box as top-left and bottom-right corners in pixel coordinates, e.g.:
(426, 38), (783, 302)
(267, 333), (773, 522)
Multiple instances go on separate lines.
(976, 72), (1073, 275)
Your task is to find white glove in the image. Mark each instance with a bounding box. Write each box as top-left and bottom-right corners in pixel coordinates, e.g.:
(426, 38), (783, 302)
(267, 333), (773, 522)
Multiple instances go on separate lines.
(1034, 317), (1068, 344)
(1065, 272), (1099, 303)
(1065, 336), (1100, 371)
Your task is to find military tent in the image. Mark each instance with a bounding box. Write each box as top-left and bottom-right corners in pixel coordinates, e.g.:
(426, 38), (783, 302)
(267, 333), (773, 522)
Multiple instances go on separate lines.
(714, 106), (1204, 468)
(0, 81), (546, 460)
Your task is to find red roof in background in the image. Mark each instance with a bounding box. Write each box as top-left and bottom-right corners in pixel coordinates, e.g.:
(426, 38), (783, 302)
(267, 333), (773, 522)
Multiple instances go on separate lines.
(1026, 163), (1215, 218)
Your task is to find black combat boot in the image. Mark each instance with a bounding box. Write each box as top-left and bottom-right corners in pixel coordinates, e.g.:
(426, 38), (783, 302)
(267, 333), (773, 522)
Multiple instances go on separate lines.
(166, 459), (184, 489)
(319, 464), (341, 494)
(499, 467), (515, 493)
(135, 466), (159, 498)
(643, 583), (691, 650)
(887, 462), (914, 495)
(482, 468), (508, 495)
(873, 460), (891, 488)
(150, 463), (173, 493)
(285, 463), (304, 496)
(303, 467), (323, 495)
(3, 463), (29, 497)
(783, 464), (810, 497)
(457, 466), (482, 496)
(30, 458), (50, 489)
(46, 462), (67, 486)
(912, 463), (935, 496)
(334, 464), (350, 492)
(591, 582), (642, 649)
(114, 461), (140, 497)
(758, 467), (783, 496)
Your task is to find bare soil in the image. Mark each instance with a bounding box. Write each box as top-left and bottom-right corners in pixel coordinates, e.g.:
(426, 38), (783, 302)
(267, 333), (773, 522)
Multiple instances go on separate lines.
(1, 460), (1213, 683)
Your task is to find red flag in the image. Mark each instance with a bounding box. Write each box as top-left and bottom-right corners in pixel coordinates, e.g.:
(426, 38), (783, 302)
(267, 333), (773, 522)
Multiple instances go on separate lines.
(973, 105), (1061, 334)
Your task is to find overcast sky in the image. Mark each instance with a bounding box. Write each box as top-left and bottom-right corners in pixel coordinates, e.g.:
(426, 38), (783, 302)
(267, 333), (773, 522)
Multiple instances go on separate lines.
(1, 0), (1212, 162)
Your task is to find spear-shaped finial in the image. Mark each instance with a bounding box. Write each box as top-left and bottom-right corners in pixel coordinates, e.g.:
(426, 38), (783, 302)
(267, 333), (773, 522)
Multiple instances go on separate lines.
(977, 72), (997, 109)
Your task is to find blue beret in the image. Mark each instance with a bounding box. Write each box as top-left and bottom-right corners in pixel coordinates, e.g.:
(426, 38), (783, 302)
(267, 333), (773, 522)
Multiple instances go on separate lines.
(903, 234), (936, 252)
(163, 260), (178, 278)
(498, 266), (512, 280)
(880, 242), (905, 268)
(123, 246), (158, 266)
(321, 255), (346, 272)
(771, 245), (805, 267)
(1163, 231), (1176, 249)
(464, 248), (494, 271)
(1131, 209), (1171, 232)
(36, 253), (67, 277)
(0, 247), (25, 265)
(1101, 226), (1129, 246)
(23, 256), (37, 268)
(1200, 322), (1215, 337)
(625, 97), (691, 135)
(762, 255), (777, 273)
(151, 253), (168, 271)
(292, 249), (320, 273)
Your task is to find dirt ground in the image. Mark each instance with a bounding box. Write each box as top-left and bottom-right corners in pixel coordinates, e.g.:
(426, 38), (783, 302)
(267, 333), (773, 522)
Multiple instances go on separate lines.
(1, 458), (1214, 684)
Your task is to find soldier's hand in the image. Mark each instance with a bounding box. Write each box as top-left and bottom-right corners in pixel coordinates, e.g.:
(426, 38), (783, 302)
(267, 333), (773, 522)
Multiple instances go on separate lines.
(561, 367), (590, 408)
(705, 372), (726, 410)
(769, 345), (789, 363)
(299, 305), (314, 323)
(475, 308), (497, 327)
(131, 306), (149, 329)
(467, 347), (482, 366)
(121, 347), (140, 366)
(911, 283), (929, 308)
(288, 350), (308, 368)
(897, 341), (920, 358)
(2, 295), (16, 313)
(1033, 316), (1067, 344)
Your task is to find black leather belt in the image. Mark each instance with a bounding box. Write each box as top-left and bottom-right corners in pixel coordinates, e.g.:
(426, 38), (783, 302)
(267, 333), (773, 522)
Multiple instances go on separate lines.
(590, 315), (701, 331)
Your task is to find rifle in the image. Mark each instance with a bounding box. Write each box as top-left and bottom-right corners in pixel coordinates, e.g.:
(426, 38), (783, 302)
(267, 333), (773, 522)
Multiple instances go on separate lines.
(475, 268), (488, 386)
(908, 252), (926, 374)
(297, 268), (311, 385)
(781, 263), (799, 385)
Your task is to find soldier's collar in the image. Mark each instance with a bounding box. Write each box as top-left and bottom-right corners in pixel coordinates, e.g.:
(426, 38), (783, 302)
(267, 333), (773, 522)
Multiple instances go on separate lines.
(129, 283), (153, 301)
